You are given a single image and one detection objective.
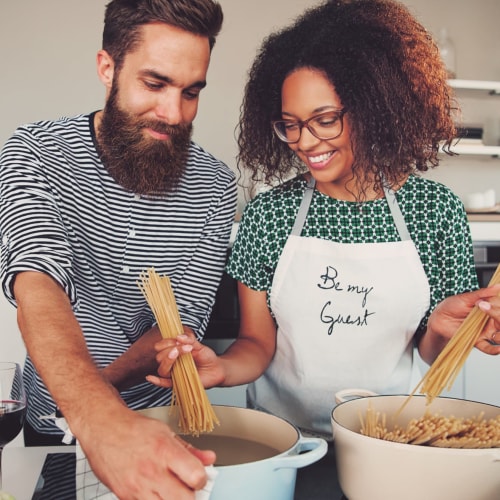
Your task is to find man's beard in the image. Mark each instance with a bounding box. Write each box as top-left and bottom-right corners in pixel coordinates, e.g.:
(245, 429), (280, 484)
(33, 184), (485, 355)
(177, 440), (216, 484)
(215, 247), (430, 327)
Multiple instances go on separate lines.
(96, 84), (192, 196)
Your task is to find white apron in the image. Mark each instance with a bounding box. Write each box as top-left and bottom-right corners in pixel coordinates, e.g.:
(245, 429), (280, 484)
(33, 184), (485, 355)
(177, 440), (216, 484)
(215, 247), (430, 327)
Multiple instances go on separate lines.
(247, 177), (430, 436)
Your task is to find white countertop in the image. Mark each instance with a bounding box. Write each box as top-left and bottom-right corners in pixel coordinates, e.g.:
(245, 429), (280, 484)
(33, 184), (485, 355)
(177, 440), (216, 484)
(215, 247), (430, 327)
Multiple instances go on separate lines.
(2, 445), (74, 499)
(469, 221), (500, 241)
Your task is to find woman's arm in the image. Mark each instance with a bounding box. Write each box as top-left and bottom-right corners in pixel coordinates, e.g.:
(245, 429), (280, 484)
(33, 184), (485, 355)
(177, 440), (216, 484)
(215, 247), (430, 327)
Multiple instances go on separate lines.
(218, 282), (277, 385)
(149, 282), (277, 388)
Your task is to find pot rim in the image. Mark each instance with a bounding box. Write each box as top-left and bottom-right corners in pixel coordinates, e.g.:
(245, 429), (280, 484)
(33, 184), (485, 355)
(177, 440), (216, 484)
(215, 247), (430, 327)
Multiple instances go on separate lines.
(212, 405), (301, 468)
(140, 404), (328, 468)
(331, 394), (500, 454)
(333, 393), (500, 410)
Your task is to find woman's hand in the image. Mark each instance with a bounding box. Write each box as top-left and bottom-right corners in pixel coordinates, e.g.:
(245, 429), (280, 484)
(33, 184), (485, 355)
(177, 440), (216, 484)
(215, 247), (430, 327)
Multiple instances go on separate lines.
(147, 283), (278, 390)
(421, 284), (500, 363)
(146, 332), (224, 389)
(474, 286), (500, 354)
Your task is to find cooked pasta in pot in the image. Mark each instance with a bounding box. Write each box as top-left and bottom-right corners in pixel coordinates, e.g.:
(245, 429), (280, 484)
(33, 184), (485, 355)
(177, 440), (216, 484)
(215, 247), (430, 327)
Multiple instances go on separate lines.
(360, 404), (500, 449)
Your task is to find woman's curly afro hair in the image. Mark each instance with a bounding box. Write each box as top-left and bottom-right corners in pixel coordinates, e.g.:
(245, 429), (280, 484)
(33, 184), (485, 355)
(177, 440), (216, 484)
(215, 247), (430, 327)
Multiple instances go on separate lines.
(237, 0), (458, 195)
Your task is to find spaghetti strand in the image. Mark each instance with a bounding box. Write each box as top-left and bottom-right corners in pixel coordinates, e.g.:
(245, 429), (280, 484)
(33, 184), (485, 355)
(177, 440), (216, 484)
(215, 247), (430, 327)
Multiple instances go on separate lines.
(402, 262), (500, 411)
(138, 268), (219, 435)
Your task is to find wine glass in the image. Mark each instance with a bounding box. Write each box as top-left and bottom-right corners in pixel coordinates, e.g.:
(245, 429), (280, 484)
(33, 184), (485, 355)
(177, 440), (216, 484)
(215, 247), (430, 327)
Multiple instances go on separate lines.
(0, 362), (27, 491)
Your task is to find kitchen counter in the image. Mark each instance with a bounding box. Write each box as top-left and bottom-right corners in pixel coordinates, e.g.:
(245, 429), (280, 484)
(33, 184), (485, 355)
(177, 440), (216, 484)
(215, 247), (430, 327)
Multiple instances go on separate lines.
(2, 445), (75, 499)
(3, 443), (346, 499)
(294, 443), (346, 500)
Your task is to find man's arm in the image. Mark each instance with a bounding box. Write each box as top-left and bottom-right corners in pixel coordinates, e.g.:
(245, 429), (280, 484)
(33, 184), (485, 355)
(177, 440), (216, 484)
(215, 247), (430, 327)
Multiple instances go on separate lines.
(100, 326), (162, 391)
(101, 324), (199, 391)
(14, 270), (215, 499)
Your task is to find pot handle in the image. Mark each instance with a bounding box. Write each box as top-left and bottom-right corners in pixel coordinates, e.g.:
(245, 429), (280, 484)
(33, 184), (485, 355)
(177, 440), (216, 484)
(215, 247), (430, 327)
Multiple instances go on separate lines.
(335, 388), (379, 404)
(271, 437), (328, 470)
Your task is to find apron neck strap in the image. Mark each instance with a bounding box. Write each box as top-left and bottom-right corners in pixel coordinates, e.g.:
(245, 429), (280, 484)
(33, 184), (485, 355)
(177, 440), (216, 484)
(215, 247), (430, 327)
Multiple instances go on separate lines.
(291, 176), (411, 241)
(291, 176), (315, 236)
(382, 184), (411, 241)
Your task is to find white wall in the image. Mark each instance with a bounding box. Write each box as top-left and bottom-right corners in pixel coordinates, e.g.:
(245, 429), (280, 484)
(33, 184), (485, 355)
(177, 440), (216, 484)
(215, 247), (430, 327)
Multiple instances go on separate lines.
(0, 1), (105, 366)
(1, 0), (499, 364)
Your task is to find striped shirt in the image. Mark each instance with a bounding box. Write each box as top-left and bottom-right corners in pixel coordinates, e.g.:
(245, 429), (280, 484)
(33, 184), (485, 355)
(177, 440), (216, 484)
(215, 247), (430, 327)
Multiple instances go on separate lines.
(0, 112), (237, 435)
(227, 174), (478, 332)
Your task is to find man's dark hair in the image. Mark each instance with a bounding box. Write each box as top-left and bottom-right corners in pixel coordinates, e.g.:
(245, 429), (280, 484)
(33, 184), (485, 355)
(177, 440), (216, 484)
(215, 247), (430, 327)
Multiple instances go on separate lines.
(103, 0), (223, 70)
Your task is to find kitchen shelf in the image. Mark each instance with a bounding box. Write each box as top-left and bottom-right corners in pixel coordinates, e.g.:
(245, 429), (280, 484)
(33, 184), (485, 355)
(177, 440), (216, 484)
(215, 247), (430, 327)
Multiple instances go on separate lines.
(467, 213), (500, 222)
(438, 79), (500, 158)
(448, 79), (500, 96)
(444, 143), (500, 157)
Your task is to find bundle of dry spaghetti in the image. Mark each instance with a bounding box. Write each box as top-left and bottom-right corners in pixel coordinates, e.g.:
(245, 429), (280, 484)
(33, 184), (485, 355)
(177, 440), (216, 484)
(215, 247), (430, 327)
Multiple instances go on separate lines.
(360, 404), (500, 448)
(138, 268), (219, 436)
(409, 262), (500, 406)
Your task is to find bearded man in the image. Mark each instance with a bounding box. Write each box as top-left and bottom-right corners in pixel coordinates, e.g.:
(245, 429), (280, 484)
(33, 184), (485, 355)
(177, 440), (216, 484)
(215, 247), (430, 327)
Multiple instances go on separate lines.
(0, 0), (236, 497)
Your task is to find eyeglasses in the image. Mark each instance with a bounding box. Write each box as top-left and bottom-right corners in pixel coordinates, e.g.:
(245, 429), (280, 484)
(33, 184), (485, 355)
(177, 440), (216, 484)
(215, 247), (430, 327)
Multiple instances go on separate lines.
(272, 109), (347, 144)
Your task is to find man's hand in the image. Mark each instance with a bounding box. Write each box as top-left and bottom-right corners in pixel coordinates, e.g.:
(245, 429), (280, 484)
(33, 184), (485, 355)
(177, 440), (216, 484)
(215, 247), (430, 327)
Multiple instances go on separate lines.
(14, 272), (215, 499)
(77, 403), (216, 499)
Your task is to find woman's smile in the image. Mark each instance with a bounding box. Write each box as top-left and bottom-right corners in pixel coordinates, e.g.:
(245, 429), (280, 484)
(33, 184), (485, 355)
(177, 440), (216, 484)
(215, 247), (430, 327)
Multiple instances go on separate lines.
(306, 150), (335, 169)
(281, 67), (354, 198)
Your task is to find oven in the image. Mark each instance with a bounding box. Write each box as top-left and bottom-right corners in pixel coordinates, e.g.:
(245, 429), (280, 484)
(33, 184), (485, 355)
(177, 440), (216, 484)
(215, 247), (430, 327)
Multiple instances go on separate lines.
(205, 268), (240, 340)
(472, 240), (500, 287)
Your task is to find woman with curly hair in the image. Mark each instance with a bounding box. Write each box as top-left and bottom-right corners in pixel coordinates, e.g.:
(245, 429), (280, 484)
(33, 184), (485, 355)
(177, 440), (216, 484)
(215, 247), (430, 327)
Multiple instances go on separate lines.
(151, 0), (500, 439)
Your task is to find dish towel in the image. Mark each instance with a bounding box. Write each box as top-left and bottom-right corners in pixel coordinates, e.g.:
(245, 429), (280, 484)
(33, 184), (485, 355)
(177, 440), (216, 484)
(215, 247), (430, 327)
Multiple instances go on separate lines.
(75, 444), (218, 500)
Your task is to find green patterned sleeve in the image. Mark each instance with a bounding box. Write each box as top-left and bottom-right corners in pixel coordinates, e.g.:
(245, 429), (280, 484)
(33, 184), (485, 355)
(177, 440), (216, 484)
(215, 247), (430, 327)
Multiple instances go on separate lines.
(226, 196), (272, 291)
(416, 182), (478, 333)
(435, 189), (478, 299)
(226, 178), (304, 293)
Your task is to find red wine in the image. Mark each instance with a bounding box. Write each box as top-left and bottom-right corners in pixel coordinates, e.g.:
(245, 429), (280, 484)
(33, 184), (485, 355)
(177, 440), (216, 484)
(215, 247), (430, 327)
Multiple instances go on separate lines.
(0, 400), (26, 447)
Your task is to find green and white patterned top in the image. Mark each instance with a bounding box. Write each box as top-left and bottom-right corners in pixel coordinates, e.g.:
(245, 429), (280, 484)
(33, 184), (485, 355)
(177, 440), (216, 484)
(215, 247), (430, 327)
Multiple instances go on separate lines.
(227, 174), (478, 333)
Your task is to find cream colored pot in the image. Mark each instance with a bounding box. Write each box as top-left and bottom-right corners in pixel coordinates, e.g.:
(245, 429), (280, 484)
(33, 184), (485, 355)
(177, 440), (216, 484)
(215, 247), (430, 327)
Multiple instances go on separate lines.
(141, 405), (327, 500)
(331, 394), (500, 500)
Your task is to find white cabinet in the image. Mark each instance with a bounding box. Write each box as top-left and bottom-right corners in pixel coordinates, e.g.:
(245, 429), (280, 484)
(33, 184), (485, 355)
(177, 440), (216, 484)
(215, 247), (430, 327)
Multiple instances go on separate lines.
(463, 349), (500, 406)
(415, 348), (499, 407)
